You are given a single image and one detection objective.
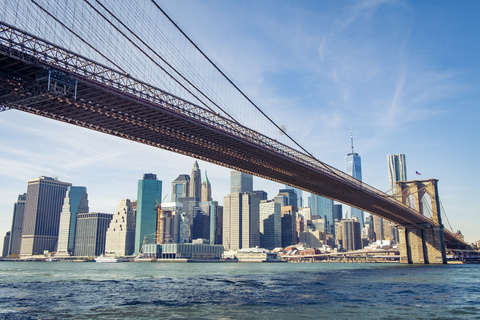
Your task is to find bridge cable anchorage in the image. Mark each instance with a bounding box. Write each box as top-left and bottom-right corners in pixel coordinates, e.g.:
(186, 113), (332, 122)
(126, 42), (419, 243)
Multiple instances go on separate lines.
(29, 0), (127, 74)
(85, 0), (241, 127)
(150, 0), (327, 167)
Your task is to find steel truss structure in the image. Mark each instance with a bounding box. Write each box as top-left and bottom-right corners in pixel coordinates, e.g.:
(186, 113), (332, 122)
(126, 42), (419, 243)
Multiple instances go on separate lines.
(0, 21), (463, 247)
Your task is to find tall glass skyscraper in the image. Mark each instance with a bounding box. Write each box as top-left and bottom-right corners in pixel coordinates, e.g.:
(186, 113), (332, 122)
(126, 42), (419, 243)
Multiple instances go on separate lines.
(134, 173), (162, 254)
(283, 185), (303, 209)
(57, 186), (89, 256)
(308, 194), (334, 233)
(230, 171), (253, 194)
(345, 130), (364, 229)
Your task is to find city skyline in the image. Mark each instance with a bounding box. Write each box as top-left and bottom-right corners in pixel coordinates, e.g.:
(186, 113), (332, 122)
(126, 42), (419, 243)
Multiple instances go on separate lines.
(1, 0), (479, 245)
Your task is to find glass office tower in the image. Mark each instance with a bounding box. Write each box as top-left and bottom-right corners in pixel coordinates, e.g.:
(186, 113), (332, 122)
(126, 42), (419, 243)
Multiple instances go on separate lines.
(134, 173), (162, 254)
(345, 130), (364, 229)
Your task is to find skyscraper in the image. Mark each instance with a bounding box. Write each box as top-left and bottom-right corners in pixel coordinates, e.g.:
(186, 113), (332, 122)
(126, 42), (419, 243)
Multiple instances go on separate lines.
(223, 193), (242, 250)
(201, 171), (212, 203)
(56, 186), (89, 256)
(278, 189), (298, 211)
(171, 174), (190, 202)
(134, 173), (162, 254)
(2, 232), (10, 258)
(8, 193), (26, 256)
(230, 171), (253, 194)
(345, 130), (364, 229)
(189, 161), (201, 201)
(387, 154), (407, 193)
(308, 194), (334, 234)
(20, 176), (71, 257)
(383, 154), (408, 242)
(283, 185), (303, 208)
(259, 199), (282, 250)
(222, 190), (263, 250)
(105, 199), (136, 256)
(74, 212), (113, 257)
(340, 218), (362, 251)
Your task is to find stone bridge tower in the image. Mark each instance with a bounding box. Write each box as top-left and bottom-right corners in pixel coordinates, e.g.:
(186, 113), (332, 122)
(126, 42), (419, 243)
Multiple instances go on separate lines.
(395, 179), (447, 264)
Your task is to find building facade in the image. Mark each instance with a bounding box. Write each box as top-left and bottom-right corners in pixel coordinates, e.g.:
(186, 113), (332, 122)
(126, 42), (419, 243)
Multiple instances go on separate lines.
(134, 173), (162, 254)
(56, 186), (89, 256)
(20, 176), (71, 257)
(171, 174), (190, 202)
(308, 194), (334, 234)
(345, 131), (364, 229)
(189, 161), (202, 201)
(105, 199), (136, 256)
(74, 212), (113, 257)
(230, 171), (253, 194)
(259, 200), (282, 250)
(8, 193), (26, 256)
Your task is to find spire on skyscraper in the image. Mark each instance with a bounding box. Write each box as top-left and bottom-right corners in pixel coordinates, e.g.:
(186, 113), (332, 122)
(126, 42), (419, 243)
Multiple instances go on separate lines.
(348, 128), (357, 156)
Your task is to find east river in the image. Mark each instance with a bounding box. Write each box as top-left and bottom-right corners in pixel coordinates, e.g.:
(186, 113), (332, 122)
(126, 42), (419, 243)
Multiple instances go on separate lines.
(0, 261), (479, 319)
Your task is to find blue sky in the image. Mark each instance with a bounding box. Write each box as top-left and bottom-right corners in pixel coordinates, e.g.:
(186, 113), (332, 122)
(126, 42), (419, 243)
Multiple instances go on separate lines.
(1, 0), (479, 248)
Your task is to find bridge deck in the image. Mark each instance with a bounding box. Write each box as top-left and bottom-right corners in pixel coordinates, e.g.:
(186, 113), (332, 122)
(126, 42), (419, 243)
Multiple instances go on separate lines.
(0, 22), (463, 247)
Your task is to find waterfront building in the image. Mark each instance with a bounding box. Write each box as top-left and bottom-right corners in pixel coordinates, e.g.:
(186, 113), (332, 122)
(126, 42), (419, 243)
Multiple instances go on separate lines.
(160, 243), (224, 260)
(2, 232), (10, 258)
(56, 186), (89, 256)
(74, 212), (113, 257)
(20, 176), (71, 257)
(223, 191), (265, 250)
(8, 193), (26, 256)
(230, 171), (253, 194)
(189, 161), (202, 202)
(259, 200), (282, 250)
(134, 173), (162, 254)
(308, 194), (334, 234)
(244, 191), (267, 249)
(345, 130), (364, 229)
(339, 218), (362, 251)
(223, 193), (242, 250)
(105, 199), (136, 256)
(171, 174), (189, 202)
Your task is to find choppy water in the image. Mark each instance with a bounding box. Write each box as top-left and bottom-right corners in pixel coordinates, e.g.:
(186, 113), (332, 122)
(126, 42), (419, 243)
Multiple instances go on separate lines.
(0, 261), (479, 319)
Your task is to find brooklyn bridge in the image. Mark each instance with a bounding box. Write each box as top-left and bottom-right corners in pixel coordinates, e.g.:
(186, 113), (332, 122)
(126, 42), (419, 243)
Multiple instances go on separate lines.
(0, 1), (467, 263)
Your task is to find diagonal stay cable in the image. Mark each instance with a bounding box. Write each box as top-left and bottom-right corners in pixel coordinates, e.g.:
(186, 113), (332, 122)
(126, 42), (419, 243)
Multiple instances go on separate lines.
(86, 0), (241, 126)
(151, 0), (322, 165)
(29, 0), (127, 74)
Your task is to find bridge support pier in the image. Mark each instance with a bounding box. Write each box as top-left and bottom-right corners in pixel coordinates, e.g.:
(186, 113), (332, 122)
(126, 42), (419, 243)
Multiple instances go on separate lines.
(396, 179), (447, 264)
(398, 225), (447, 264)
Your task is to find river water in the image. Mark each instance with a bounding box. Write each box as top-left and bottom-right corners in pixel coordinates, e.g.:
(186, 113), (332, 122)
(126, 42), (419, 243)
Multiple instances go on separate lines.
(0, 261), (479, 319)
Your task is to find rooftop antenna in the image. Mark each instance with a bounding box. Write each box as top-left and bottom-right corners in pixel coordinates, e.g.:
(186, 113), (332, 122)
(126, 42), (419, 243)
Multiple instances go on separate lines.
(350, 128), (354, 154)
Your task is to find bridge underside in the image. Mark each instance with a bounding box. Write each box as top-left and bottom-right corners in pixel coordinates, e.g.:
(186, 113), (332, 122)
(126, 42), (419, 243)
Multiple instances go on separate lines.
(0, 42), (463, 249)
